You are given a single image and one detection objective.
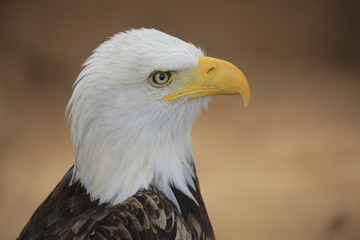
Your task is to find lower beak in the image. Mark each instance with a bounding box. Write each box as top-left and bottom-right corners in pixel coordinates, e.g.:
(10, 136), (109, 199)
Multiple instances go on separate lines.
(163, 56), (251, 107)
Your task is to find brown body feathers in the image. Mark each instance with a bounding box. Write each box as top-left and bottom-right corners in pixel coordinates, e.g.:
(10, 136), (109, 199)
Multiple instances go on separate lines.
(18, 167), (215, 240)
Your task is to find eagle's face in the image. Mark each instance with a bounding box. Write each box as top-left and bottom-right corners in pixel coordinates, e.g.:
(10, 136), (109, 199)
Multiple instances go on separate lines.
(67, 28), (250, 207)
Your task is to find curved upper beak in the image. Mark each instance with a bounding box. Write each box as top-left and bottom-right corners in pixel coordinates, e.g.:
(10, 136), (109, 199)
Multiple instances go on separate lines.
(163, 56), (251, 107)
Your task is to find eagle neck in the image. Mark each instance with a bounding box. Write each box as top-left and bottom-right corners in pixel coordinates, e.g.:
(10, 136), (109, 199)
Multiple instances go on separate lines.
(71, 107), (199, 210)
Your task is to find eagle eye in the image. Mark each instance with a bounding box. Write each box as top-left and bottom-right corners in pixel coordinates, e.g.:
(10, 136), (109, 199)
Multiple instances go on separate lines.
(150, 71), (173, 87)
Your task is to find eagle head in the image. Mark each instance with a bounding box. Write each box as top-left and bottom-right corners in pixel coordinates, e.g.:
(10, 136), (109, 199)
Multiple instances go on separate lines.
(66, 28), (250, 208)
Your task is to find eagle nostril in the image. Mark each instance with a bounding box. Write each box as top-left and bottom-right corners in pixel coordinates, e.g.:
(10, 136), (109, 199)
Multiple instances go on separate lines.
(206, 67), (216, 78)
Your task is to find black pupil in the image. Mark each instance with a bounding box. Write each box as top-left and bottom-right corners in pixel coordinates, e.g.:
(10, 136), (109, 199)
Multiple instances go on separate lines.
(159, 73), (166, 81)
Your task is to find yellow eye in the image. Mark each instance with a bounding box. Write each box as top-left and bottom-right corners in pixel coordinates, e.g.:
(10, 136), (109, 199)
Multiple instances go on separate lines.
(151, 71), (173, 86)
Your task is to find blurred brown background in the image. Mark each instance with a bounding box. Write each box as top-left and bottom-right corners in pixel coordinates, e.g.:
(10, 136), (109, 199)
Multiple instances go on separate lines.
(1, 0), (360, 239)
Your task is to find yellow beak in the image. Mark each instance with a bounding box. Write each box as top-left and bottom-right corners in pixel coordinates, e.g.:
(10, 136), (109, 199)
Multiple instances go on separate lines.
(163, 56), (251, 107)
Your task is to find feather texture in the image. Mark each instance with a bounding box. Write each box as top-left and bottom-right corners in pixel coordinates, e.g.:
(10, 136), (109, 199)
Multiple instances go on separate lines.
(18, 167), (215, 240)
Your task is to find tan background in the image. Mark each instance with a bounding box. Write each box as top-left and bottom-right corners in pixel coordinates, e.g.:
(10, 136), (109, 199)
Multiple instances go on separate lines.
(1, 0), (360, 239)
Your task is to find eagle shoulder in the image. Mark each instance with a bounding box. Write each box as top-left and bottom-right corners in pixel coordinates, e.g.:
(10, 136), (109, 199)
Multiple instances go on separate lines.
(17, 167), (209, 240)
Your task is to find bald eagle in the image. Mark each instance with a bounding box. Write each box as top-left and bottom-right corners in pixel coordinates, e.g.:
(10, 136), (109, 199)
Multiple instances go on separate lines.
(18, 28), (250, 240)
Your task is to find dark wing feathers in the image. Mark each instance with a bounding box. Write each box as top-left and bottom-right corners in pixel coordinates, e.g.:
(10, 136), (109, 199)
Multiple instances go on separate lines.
(17, 167), (215, 240)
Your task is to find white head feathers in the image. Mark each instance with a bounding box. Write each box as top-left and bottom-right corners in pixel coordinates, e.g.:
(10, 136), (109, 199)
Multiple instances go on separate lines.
(67, 28), (208, 208)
